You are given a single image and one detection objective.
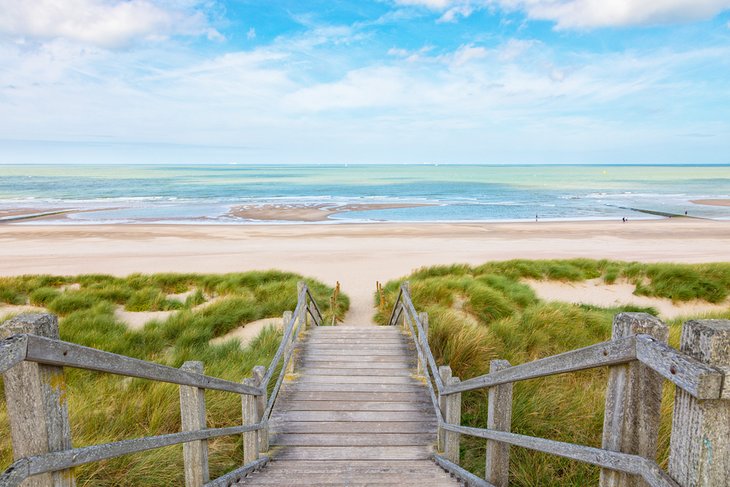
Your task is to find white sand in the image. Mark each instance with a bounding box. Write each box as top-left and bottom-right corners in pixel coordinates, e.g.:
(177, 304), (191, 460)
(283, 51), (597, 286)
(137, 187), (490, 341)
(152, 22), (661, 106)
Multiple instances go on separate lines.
(114, 307), (175, 330)
(1, 220), (729, 325)
(522, 278), (729, 320)
(209, 317), (282, 348)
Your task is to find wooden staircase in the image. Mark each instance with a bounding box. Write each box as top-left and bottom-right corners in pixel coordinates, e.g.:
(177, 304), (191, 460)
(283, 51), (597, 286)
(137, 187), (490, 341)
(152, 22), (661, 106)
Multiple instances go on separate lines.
(237, 325), (461, 486)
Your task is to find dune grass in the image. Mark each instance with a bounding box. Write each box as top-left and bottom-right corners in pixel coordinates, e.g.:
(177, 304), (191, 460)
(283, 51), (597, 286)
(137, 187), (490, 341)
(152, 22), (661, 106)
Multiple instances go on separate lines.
(0, 271), (348, 486)
(375, 259), (730, 487)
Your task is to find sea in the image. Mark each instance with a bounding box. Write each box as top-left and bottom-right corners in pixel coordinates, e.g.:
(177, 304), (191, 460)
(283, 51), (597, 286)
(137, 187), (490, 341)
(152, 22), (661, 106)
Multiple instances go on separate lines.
(0, 164), (728, 224)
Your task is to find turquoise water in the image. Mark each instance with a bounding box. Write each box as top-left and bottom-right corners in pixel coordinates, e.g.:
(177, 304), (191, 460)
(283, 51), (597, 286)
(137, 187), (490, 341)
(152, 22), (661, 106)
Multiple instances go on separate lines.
(0, 164), (728, 223)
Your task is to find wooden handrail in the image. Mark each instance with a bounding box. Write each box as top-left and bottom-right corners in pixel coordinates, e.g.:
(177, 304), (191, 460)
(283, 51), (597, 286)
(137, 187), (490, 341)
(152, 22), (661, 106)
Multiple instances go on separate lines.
(385, 282), (730, 486)
(0, 281), (326, 487)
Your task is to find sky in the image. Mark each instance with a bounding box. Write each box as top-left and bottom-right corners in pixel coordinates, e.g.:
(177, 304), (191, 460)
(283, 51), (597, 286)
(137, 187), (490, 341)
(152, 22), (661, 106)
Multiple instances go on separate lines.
(0, 0), (729, 165)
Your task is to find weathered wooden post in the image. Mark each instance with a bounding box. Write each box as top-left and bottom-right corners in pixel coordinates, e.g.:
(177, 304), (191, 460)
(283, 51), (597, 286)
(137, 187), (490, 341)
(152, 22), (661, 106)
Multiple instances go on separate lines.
(486, 359), (512, 487)
(297, 281), (308, 329)
(0, 314), (75, 487)
(242, 377), (258, 464)
(417, 312), (429, 376)
(438, 365), (451, 452)
(444, 376), (462, 464)
(179, 361), (209, 487)
(283, 311), (295, 375)
(600, 312), (668, 487)
(252, 365), (268, 452)
(402, 281), (410, 333)
(669, 319), (729, 487)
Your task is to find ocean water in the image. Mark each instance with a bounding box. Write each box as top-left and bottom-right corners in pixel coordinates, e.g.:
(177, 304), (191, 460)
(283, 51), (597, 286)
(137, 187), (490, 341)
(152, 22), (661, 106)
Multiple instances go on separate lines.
(0, 164), (728, 223)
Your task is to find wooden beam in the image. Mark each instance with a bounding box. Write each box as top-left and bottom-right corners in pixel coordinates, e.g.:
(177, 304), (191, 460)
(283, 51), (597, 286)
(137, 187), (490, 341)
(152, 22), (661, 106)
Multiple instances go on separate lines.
(180, 361), (209, 487)
(0, 314), (74, 487)
(669, 319), (730, 487)
(601, 313), (668, 487)
(486, 360), (512, 487)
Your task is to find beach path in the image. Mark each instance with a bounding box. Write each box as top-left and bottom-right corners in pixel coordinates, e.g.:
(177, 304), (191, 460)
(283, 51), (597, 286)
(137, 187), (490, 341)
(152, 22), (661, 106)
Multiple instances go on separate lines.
(237, 323), (459, 486)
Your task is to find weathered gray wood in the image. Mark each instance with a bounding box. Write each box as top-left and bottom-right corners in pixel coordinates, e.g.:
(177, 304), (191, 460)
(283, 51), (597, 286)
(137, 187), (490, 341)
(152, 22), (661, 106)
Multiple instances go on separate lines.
(297, 375), (416, 384)
(486, 359), (512, 487)
(635, 334), (724, 400)
(669, 320), (730, 487)
(273, 433), (435, 446)
(443, 336), (637, 395)
(0, 334), (28, 374)
(274, 446), (432, 461)
(297, 282), (307, 330)
(418, 312), (429, 376)
(283, 311), (296, 375)
(4, 424), (263, 483)
(0, 314), (74, 487)
(402, 297), (444, 392)
(270, 422), (436, 434)
(204, 456), (269, 487)
(243, 378), (259, 464)
(601, 313), (668, 487)
(288, 383), (425, 393)
(302, 367), (411, 377)
(284, 391), (428, 402)
(301, 354), (409, 363)
(444, 376), (462, 464)
(277, 400), (429, 411)
(22, 334), (261, 396)
(180, 361), (209, 487)
(433, 454), (495, 487)
(438, 366), (452, 452)
(252, 366), (268, 452)
(442, 423), (679, 487)
(260, 297), (303, 388)
(275, 410), (434, 422)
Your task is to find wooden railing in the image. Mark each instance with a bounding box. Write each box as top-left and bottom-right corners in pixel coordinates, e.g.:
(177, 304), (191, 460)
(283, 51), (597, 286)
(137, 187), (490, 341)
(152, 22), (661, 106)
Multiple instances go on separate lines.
(0, 281), (323, 487)
(387, 282), (729, 487)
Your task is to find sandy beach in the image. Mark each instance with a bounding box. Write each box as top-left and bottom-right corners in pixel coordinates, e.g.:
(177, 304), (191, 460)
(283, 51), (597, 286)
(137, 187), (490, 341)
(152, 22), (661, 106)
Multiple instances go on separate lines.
(1, 219), (729, 324)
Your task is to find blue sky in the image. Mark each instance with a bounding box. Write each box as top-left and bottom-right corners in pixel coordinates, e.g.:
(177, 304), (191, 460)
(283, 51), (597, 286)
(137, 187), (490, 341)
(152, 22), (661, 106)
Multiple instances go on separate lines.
(0, 0), (729, 164)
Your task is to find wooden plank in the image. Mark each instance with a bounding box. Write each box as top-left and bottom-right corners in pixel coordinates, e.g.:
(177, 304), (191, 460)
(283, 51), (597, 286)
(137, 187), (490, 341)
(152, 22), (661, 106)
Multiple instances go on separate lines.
(434, 454), (495, 487)
(273, 433), (435, 446)
(242, 378), (259, 464)
(669, 320), (730, 487)
(287, 383), (425, 393)
(301, 349), (407, 356)
(273, 446), (432, 461)
(486, 360), (512, 487)
(441, 423), (679, 487)
(0, 334), (27, 374)
(277, 401), (429, 412)
(244, 460), (445, 471)
(204, 456), (269, 487)
(443, 336), (637, 395)
(18, 424), (263, 478)
(635, 334), (725, 400)
(296, 375), (417, 384)
(284, 391), (429, 402)
(180, 361), (209, 487)
(444, 376), (461, 464)
(299, 361), (410, 369)
(1, 314), (74, 487)
(302, 368), (411, 377)
(23, 335), (262, 396)
(270, 422), (437, 434)
(275, 411), (435, 422)
(601, 313), (667, 487)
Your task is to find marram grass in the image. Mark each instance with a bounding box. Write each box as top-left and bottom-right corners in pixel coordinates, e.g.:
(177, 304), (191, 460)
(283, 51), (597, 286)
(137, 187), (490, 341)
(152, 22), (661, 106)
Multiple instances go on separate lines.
(0, 271), (348, 486)
(375, 259), (730, 487)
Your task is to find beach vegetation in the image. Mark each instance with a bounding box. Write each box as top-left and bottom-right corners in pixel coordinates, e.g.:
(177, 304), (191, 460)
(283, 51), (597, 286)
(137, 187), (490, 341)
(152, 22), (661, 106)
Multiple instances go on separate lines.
(0, 272), (347, 486)
(375, 259), (730, 486)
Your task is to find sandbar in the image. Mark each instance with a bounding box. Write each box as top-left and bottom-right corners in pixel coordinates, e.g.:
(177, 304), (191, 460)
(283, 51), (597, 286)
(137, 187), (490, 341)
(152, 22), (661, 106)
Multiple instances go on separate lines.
(691, 199), (730, 207)
(228, 202), (434, 222)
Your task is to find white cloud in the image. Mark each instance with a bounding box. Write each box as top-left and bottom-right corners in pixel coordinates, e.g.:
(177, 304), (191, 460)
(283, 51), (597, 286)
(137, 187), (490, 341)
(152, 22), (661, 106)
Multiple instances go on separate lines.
(0, 0), (220, 48)
(394, 0), (730, 28)
(505, 0), (730, 29)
